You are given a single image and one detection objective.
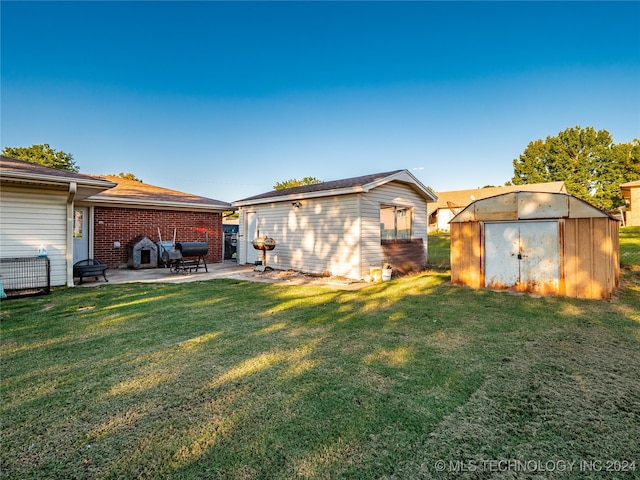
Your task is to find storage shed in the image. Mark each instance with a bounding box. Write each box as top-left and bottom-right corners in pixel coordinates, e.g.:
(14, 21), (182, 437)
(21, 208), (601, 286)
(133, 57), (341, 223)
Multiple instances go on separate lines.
(232, 170), (438, 280)
(450, 191), (619, 300)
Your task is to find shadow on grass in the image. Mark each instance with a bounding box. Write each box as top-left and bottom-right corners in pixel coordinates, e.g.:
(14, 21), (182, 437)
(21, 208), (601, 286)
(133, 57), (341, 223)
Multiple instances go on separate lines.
(1, 270), (639, 479)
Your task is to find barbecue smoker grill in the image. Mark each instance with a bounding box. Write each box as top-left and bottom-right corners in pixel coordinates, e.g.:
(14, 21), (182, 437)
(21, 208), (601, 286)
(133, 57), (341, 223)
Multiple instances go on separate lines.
(252, 237), (276, 272)
(161, 242), (208, 274)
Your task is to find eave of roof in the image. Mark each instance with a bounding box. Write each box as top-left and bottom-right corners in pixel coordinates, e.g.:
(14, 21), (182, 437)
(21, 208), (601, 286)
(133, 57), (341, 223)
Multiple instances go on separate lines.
(620, 180), (640, 189)
(0, 155), (116, 199)
(1, 157), (234, 210)
(233, 169), (437, 207)
(86, 196), (231, 212)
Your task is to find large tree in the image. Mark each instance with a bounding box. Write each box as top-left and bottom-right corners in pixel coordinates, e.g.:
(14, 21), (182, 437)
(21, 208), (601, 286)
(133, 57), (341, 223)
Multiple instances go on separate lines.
(511, 126), (640, 209)
(273, 176), (323, 190)
(2, 144), (79, 172)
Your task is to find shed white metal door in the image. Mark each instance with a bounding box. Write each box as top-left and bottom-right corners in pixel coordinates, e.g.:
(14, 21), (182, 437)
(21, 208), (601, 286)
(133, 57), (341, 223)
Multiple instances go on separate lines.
(484, 221), (559, 294)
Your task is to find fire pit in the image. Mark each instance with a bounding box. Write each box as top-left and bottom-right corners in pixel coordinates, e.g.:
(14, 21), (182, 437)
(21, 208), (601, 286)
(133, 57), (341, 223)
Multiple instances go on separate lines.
(252, 237), (276, 270)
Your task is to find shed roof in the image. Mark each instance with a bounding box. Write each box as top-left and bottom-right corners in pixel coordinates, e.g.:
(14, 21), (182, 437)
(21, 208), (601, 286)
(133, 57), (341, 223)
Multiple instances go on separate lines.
(85, 175), (232, 212)
(0, 155), (115, 200)
(233, 169), (437, 207)
(450, 191), (616, 223)
(428, 181), (566, 215)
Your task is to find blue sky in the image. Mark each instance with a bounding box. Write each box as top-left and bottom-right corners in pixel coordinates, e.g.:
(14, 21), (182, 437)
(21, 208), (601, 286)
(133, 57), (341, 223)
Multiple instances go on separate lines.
(2, 1), (639, 203)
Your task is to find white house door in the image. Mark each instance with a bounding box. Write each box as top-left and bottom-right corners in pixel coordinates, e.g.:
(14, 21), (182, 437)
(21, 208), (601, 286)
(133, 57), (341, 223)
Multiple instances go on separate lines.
(484, 221), (559, 295)
(72, 207), (90, 263)
(245, 212), (258, 265)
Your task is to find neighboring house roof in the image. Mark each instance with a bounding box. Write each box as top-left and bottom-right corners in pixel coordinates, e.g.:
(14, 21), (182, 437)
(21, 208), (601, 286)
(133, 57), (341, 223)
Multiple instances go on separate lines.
(620, 179), (640, 197)
(233, 169), (438, 207)
(621, 180), (640, 206)
(0, 155), (116, 200)
(85, 175), (233, 212)
(427, 181), (566, 216)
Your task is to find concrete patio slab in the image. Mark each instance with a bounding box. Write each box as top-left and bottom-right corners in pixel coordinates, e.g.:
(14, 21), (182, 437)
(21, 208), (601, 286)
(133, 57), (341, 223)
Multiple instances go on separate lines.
(76, 261), (369, 290)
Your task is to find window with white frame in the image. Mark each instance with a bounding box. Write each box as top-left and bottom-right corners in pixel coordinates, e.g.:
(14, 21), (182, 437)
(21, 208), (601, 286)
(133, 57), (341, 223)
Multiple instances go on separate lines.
(380, 205), (412, 241)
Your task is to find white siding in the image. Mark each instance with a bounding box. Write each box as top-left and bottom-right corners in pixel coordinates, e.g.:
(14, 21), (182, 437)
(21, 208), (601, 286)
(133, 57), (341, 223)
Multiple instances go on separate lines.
(1, 186), (68, 286)
(238, 181), (430, 280)
(240, 195), (362, 278)
(360, 182), (428, 273)
(437, 209), (454, 231)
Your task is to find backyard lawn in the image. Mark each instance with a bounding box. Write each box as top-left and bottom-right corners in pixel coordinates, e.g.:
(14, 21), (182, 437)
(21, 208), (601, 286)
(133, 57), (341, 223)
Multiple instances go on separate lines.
(2, 244), (639, 478)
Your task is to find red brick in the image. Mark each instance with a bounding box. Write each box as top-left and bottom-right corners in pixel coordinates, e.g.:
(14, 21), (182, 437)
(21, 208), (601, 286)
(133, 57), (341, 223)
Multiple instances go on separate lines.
(93, 207), (223, 268)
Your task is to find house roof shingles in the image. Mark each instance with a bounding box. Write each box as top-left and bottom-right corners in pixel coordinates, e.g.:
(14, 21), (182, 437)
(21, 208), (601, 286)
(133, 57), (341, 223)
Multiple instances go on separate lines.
(0, 155), (116, 200)
(237, 170), (406, 203)
(0, 156), (231, 210)
(88, 175), (232, 210)
(234, 169), (439, 207)
(0, 155), (114, 185)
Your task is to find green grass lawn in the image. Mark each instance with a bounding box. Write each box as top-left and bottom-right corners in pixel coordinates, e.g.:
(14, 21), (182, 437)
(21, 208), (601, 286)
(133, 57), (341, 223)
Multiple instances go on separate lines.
(426, 233), (451, 268)
(2, 268), (639, 479)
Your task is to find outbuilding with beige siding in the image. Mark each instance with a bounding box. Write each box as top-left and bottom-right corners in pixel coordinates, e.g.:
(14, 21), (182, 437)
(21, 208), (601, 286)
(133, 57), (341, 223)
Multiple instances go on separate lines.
(232, 170), (438, 281)
(450, 191), (619, 300)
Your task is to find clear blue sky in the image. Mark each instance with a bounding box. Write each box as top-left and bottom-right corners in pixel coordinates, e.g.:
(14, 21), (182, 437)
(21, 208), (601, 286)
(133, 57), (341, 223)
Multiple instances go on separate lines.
(2, 1), (639, 202)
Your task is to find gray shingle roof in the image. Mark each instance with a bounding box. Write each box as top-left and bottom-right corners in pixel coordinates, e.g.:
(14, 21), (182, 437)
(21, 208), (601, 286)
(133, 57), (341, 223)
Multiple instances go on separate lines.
(88, 175), (232, 209)
(236, 170), (406, 203)
(1, 156), (232, 210)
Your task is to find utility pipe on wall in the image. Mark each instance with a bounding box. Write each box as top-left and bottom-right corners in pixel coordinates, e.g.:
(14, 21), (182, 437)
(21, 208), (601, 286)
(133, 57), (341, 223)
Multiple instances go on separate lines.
(66, 182), (77, 287)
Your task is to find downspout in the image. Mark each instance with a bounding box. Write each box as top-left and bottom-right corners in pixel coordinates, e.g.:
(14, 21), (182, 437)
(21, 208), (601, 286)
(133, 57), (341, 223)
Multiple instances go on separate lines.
(357, 193), (362, 279)
(66, 182), (77, 287)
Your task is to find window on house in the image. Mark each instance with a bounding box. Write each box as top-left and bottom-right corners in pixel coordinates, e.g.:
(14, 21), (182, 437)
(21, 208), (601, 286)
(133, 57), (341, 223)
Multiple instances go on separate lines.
(73, 210), (84, 238)
(380, 205), (412, 241)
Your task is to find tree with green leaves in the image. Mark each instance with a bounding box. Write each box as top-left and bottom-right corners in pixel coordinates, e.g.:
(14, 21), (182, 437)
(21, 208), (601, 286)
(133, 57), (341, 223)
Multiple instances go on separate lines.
(112, 172), (142, 182)
(511, 126), (640, 209)
(273, 176), (323, 190)
(2, 144), (79, 172)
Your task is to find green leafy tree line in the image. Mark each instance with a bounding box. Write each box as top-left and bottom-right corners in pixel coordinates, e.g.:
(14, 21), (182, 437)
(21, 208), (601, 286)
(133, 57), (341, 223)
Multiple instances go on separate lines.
(2, 144), (143, 181)
(510, 126), (640, 210)
(112, 172), (142, 182)
(2, 144), (79, 172)
(273, 177), (323, 190)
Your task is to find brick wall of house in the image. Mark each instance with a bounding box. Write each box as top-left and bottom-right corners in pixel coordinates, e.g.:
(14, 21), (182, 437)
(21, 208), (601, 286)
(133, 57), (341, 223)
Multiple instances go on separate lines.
(93, 207), (223, 268)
